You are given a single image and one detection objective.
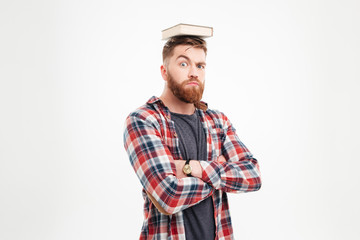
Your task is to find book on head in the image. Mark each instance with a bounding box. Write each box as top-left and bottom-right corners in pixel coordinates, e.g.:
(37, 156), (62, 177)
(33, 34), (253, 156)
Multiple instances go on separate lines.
(162, 23), (213, 40)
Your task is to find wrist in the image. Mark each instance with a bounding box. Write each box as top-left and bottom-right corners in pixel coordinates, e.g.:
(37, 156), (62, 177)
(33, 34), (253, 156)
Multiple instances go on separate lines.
(189, 160), (203, 178)
(182, 159), (192, 177)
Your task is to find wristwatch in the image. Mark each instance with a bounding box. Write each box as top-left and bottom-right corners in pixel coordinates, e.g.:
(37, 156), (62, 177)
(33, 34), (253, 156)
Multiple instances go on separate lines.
(182, 159), (192, 177)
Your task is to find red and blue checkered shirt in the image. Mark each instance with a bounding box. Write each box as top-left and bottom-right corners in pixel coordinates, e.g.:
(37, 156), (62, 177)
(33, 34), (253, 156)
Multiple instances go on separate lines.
(123, 96), (261, 240)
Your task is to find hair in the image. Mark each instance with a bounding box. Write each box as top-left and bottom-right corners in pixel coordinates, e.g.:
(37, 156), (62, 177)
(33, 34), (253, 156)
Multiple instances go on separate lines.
(162, 36), (207, 64)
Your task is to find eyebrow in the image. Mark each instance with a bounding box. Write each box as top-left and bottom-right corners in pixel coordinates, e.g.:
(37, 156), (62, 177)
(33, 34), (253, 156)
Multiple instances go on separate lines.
(176, 54), (206, 66)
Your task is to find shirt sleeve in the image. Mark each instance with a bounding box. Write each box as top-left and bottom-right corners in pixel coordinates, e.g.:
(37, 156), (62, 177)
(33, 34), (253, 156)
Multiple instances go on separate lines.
(123, 112), (214, 215)
(199, 112), (262, 193)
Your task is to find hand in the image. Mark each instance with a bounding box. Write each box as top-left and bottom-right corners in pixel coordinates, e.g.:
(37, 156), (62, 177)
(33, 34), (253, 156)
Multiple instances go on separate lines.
(146, 191), (171, 215)
(174, 160), (187, 179)
(217, 155), (226, 164)
(189, 160), (202, 178)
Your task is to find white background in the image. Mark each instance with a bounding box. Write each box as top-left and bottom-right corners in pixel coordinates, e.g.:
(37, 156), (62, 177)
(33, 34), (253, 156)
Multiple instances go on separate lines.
(1, 0), (359, 239)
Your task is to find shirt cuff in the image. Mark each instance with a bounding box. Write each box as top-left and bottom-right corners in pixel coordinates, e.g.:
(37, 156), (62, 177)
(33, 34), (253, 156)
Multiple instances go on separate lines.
(199, 159), (223, 189)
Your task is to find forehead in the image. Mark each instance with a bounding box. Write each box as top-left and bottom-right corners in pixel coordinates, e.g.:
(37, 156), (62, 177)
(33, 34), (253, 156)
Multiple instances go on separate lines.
(171, 45), (206, 61)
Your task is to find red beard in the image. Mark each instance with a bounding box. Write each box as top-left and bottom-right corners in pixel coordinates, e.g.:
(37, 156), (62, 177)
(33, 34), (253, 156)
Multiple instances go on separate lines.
(167, 73), (205, 104)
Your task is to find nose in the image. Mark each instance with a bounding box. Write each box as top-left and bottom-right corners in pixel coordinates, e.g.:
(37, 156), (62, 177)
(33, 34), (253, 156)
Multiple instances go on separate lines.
(188, 65), (199, 79)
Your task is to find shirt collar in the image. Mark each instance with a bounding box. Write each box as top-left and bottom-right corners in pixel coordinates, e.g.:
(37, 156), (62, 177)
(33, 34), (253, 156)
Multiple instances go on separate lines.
(146, 96), (163, 105)
(146, 96), (208, 110)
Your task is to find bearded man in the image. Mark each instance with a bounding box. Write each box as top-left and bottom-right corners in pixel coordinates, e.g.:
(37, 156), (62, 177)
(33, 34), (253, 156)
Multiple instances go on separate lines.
(123, 35), (262, 240)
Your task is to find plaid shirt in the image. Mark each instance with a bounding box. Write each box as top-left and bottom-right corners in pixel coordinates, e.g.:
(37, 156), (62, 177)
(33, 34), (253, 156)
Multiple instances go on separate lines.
(123, 96), (261, 240)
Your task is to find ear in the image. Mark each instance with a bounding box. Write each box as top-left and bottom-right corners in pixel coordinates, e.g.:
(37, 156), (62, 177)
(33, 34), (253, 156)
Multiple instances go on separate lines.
(160, 65), (168, 81)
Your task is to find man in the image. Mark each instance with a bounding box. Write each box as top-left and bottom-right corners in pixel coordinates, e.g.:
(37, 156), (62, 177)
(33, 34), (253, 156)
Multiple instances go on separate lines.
(123, 35), (261, 239)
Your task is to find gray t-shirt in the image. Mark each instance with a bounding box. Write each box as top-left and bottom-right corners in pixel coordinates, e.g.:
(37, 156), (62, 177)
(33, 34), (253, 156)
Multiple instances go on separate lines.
(170, 111), (215, 240)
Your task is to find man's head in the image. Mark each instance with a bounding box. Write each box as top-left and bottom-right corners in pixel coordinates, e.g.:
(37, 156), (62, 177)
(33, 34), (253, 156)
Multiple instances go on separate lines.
(162, 36), (207, 66)
(161, 36), (208, 110)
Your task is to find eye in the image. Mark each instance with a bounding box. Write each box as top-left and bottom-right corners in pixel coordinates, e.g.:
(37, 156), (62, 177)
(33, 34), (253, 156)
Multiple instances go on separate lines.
(180, 62), (188, 67)
(197, 64), (205, 69)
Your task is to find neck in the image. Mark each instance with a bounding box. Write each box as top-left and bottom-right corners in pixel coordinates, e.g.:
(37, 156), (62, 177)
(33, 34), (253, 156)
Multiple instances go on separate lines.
(160, 89), (196, 115)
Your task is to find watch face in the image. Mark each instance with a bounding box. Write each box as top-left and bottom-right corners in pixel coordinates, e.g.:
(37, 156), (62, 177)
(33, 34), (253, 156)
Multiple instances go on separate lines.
(183, 164), (192, 175)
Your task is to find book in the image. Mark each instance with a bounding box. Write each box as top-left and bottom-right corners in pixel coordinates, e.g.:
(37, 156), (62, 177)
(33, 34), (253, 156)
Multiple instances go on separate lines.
(161, 23), (213, 40)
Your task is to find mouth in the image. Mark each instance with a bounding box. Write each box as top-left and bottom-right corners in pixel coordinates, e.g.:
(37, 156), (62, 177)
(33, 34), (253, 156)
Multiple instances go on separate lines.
(187, 81), (199, 86)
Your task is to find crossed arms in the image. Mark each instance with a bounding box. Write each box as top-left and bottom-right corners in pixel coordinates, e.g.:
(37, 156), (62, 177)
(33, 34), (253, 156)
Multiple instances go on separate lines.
(146, 157), (224, 215)
(123, 109), (261, 215)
